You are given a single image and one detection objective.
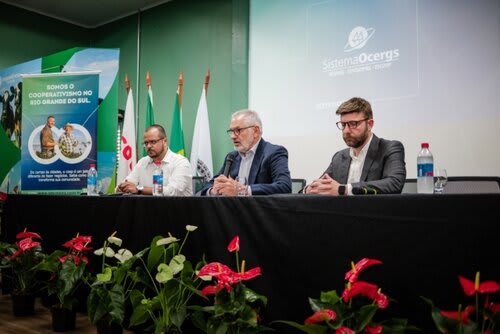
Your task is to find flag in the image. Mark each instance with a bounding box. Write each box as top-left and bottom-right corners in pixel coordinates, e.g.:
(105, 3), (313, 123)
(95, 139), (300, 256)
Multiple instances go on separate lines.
(117, 88), (137, 182)
(169, 88), (185, 156)
(143, 83), (155, 156)
(190, 86), (213, 181)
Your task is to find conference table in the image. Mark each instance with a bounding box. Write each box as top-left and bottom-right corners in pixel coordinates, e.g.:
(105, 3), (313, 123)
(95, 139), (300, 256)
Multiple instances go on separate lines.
(1, 193), (500, 333)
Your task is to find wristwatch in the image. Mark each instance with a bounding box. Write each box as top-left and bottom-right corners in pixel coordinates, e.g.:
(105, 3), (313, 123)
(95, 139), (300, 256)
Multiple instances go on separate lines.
(136, 184), (144, 194)
(338, 184), (346, 196)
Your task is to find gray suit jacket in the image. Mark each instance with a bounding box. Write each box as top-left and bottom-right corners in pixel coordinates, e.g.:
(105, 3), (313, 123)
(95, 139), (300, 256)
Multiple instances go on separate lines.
(324, 134), (406, 194)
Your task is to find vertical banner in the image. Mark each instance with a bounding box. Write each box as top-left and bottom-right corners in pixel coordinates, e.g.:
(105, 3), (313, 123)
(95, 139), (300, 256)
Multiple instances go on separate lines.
(21, 72), (99, 194)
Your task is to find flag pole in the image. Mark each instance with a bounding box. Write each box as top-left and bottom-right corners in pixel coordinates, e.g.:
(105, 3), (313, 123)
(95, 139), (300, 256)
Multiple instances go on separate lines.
(204, 69), (210, 96)
(146, 71), (152, 89)
(125, 74), (130, 94)
(178, 71), (184, 108)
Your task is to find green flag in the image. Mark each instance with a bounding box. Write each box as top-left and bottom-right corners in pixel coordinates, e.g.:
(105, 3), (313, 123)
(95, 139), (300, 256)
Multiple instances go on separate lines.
(169, 90), (185, 156)
(143, 85), (155, 156)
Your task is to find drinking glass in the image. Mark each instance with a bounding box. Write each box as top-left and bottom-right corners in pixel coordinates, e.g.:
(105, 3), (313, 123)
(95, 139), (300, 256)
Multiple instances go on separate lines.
(235, 176), (247, 196)
(434, 168), (448, 194)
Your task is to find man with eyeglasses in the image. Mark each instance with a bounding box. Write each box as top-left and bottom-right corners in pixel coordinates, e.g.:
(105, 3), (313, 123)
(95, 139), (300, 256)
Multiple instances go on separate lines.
(200, 109), (292, 196)
(117, 124), (192, 196)
(304, 97), (406, 195)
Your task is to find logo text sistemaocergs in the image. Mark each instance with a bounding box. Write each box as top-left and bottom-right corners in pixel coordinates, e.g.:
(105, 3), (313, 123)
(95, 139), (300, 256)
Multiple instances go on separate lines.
(322, 26), (400, 77)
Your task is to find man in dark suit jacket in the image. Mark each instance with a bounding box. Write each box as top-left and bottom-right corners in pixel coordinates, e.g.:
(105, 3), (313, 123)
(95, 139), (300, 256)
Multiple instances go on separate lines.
(305, 97), (406, 195)
(200, 109), (291, 196)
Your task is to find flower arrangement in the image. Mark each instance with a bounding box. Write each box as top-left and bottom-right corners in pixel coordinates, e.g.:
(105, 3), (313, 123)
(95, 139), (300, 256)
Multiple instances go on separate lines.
(34, 233), (92, 310)
(0, 228), (44, 295)
(127, 225), (203, 333)
(423, 272), (500, 334)
(276, 258), (410, 334)
(191, 235), (270, 334)
(86, 231), (138, 328)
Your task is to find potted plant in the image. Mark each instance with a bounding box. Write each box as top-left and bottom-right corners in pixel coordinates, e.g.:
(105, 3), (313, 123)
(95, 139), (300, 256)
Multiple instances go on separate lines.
(0, 228), (45, 316)
(191, 235), (271, 334)
(275, 258), (413, 334)
(87, 231), (140, 334)
(127, 225), (203, 333)
(423, 271), (500, 334)
(34, 233), (92, 332)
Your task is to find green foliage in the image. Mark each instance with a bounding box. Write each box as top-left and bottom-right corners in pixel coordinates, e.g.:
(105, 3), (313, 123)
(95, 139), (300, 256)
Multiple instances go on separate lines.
(35, 249), (87, 310)
(127, 227), (203, 333)
(86, 233), (140, 326)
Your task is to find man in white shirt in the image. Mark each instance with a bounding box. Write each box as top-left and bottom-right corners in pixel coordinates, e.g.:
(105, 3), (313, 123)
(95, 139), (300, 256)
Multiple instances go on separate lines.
(117, 124), (192, 196)
(305, 97), (406, 195)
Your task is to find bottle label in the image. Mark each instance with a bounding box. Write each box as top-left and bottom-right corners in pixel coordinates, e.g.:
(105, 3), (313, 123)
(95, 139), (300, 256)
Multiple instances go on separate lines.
(153, 175), (163, 185)
(417, 163), (434, 177)
(87, 177), (97, 186)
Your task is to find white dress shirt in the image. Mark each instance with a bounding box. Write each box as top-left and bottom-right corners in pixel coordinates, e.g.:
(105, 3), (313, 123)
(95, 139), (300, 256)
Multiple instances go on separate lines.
(124, 148), (192, 196)
(346, 134), (373, 195)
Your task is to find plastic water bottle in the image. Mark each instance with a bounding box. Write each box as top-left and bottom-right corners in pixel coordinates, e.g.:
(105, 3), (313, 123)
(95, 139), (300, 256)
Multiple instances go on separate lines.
(417, 142), (434, 194)
(87, 163), (98, 196)
(152, 161), (163, 196)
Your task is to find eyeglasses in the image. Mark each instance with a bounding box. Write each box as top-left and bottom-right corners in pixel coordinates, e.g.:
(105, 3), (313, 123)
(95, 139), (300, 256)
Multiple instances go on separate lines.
(143, 138), (164, 147)
(336, 119), (369, 130)
(226, 125), (256, 136)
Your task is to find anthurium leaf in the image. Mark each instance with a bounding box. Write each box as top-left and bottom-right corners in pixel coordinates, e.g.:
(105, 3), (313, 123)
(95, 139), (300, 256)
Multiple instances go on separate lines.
(379, 318), (415, 334)
(87, 287), (107, 324)
(146, 236), (164, 272)
(320, 290), (341, 305)
(129, 302), (151, 327)
(244, 286), (267, 305)
(107, 284), (125, 325)
(272, 321), (329, 334)
(170, 305), (187, 328)
(96, 267), (112, 283)
(309, 297), (335, 313)
(353, 304), (378, 332)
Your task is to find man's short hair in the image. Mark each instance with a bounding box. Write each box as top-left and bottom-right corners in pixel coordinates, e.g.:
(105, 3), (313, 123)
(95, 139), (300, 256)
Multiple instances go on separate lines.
(336, 97), (373, 119)
(147, 124), (167, 138)
(231, 109), (263, 132)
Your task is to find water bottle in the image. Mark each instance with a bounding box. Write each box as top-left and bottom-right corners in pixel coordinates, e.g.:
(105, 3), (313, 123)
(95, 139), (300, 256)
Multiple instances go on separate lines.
(152, 161), (163, 196)
(417, 142), (434, 194)
(87, 163), (98, 196)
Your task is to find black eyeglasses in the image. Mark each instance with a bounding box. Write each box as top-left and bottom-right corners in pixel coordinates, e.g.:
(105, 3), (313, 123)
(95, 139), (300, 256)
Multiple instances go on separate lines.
(336, 119), (369, 130)
(143, 138), (164, 147)
(226, 125), (256, 136)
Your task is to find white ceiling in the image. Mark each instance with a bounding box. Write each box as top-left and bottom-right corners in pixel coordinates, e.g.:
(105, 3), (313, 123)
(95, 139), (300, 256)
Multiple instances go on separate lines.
(1, 0), (172, 28)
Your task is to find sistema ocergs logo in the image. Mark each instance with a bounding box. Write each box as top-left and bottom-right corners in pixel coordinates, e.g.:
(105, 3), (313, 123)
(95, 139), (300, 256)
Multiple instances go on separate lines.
(322, 26), (400, 77)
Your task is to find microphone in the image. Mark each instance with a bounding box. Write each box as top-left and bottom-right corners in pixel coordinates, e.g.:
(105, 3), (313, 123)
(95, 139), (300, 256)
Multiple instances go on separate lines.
(352, 186), (378, 195)
(223, 153), (236, 177)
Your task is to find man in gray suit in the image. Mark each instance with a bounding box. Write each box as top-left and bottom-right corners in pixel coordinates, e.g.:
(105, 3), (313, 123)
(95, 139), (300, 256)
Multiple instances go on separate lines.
(305, 97), (406, 195)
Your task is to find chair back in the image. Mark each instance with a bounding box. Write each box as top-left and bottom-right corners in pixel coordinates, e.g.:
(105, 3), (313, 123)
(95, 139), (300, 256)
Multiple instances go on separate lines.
(192, 176), (206, 196)
(291, 178), (306, 194)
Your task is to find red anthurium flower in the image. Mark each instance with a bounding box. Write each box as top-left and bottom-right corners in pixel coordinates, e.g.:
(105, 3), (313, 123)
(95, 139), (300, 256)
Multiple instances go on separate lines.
(16, 231), (42, 240)
(18, 238), (41, 251)
(345, 258), (383, 283)
(342, 281), (389, 309)
(304, 309), (336, 325)
(440, 305), (475, 324)
(197, 262), (233, 278)
(200, 285), (222, 296)
(335, 326), (355, 334)
(227, 236), (240, 253)
(365, 325), (383, 334)
(459, 275), (500, 296)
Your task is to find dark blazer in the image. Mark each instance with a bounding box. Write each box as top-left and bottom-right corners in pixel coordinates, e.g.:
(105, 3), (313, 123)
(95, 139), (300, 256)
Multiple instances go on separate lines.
(324, 134), (406, 194)
(200, 139), (292, 195)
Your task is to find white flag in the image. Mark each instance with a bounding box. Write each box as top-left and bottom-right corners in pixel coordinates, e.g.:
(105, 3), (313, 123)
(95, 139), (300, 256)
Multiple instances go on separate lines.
(117, 88), (137, 183)
(190, 86), (213, 181)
